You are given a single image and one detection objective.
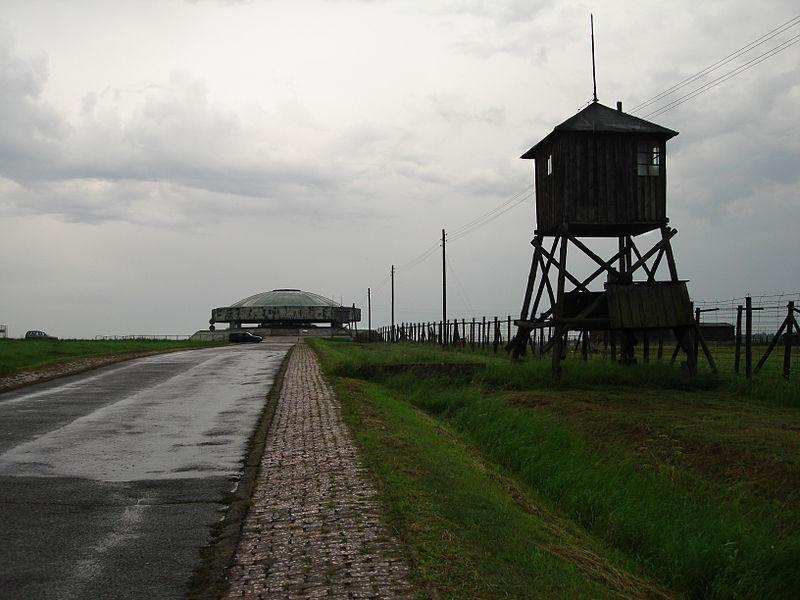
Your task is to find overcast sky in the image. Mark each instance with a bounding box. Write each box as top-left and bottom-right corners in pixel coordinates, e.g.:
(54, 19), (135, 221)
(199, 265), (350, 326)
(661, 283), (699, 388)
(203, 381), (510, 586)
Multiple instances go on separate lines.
(1, 0), (798, 338)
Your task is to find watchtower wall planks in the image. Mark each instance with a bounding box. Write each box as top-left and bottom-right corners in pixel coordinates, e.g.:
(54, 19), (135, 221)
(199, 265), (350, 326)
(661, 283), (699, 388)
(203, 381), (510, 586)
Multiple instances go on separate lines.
(534, 133), (667, 236)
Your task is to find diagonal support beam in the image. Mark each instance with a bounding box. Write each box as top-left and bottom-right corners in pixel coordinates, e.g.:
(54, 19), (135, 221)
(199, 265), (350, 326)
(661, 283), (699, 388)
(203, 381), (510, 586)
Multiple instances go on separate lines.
(662, 226), (679, 281)
(567, 234), (621, 276)
(535, 236), (560, 315)
(648, 247), (666, 282)
(628, 237), (655, 280)
(518, 235), (543, 320)
(625, 227), (678, 278)
(540, 242), (590, 293)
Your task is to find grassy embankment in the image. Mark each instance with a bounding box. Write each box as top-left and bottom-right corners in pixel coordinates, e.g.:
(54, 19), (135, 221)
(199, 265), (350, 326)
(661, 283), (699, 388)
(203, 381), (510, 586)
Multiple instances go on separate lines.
(309, 338), (800, 599)
(0, 338), (221, 377)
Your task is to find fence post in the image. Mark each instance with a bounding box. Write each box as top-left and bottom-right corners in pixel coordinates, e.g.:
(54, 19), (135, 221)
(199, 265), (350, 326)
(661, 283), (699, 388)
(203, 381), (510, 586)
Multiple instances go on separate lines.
(746, 296), (752, 379)
(734, 305), (743, 374)
(493, 316), (499, 353)
(784, 301), (794, 379)
(610, 331), (617, 364)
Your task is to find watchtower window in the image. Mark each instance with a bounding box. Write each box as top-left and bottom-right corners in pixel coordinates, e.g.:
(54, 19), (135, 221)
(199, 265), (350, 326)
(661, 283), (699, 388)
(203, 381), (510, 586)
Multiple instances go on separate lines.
(637, 142), (660, 176)
(547, 154), (553, 175)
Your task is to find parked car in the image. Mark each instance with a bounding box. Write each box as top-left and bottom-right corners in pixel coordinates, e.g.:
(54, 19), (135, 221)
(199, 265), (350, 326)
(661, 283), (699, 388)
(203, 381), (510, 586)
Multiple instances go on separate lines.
(228, 332), (262, 343)
(25, 330), (56, 339)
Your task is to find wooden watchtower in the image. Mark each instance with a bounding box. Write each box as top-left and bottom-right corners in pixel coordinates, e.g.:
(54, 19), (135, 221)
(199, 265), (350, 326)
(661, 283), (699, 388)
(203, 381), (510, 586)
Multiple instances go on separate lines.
(510, 100), (713, 376)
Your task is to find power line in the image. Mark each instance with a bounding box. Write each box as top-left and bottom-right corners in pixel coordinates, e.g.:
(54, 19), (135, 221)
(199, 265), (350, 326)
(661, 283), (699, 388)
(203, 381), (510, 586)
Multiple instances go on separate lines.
(631, 15), (800, 115)
(394, 184), (533, 276)
(449, 185), (532, 237)
(365, 183), (533, 322)
(446, 253), (475, 315)
(396, 240), (440, 273)
(642, 32), (800, 119)
(449, 185), (533, 242)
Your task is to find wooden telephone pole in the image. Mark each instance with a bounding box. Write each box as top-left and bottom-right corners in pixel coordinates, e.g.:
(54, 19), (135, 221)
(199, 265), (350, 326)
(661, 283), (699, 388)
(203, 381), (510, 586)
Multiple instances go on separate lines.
(442, 229), (447, 344)
(391, 265), (395, 342)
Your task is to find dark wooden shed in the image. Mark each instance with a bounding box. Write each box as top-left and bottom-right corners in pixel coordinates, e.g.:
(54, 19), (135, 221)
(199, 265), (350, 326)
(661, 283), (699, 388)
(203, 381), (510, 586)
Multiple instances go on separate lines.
(521, 102), (678, 237)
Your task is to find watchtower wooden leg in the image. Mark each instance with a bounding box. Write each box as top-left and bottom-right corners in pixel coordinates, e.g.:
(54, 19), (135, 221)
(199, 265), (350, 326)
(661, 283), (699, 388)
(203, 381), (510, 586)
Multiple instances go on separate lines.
(551, 229), (569, 379)
(674, 326), (698, 375)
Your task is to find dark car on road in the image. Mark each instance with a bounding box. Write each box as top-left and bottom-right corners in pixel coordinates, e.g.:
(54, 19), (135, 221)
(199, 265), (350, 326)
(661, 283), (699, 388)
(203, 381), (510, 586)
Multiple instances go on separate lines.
(228, 332), (262, 343)
(25, 330), (57, 339)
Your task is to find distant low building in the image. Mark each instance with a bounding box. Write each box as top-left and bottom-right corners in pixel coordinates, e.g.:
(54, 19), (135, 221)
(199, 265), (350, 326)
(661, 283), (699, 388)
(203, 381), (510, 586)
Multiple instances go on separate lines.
(699, 323), (735, 344)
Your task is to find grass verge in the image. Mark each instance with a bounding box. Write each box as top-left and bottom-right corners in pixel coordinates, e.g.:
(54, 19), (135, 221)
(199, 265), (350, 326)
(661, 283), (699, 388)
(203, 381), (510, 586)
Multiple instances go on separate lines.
(310, 339), (800, 599)
(0, 338), (221, 376)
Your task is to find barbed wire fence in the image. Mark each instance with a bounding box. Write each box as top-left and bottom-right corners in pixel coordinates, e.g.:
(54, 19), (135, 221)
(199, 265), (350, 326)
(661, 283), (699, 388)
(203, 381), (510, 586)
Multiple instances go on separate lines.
(93, 335), (191, 341)
(694, 292), (800, 340)
(375, 291), (800, 380)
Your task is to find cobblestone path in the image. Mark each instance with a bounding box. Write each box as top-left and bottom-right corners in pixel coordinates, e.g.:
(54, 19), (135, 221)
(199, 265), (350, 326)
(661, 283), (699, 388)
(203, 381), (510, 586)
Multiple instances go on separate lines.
(223, 343), (417, 600)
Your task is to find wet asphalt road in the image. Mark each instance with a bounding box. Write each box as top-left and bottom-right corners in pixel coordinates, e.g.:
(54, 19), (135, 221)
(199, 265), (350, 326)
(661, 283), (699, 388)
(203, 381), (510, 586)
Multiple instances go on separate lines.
(0, 340), (294, 600)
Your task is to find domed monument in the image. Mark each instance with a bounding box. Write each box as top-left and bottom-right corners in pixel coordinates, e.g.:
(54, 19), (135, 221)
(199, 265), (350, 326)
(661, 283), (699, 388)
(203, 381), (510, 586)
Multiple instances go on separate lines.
(195, 289), (361, 340)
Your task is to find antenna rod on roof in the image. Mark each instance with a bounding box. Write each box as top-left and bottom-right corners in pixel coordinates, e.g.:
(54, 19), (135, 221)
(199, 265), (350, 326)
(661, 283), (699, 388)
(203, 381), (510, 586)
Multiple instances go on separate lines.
(591, 14), (598, 103)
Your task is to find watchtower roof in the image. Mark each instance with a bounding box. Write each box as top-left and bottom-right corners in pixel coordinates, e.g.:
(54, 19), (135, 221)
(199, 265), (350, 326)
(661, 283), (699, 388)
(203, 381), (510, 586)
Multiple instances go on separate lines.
(521, 102), (678, 159)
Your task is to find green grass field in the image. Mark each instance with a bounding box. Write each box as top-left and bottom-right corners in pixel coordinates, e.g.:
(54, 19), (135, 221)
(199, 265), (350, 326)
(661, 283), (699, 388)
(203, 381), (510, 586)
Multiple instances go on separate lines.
(0, 338), (221, 376)
(4, 335), (797, 597)
(310, 339), (800, 599)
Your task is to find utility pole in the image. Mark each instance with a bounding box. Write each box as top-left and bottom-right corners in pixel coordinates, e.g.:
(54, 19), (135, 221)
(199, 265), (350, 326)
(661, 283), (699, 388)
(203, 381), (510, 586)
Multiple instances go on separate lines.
(589, 15), (597, 102)
(391, 265), (395, 343)
(367, 287), (372, 341)
(442, 228), (447, 345)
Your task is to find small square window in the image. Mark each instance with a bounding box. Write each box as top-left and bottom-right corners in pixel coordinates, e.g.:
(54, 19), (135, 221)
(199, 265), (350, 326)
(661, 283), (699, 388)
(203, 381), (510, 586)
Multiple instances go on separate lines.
(637, 142), (660, 176)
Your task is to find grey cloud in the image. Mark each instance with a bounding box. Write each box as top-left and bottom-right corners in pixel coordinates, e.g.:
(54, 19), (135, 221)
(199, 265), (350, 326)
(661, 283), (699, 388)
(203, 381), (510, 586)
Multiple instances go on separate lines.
(430, 94), (506, 125)
(0, 50), (350, 226)
(393, 163), (448, 186)
(436, 0), (553, 25)
(443, 0), (560, 59)
(0, 39), (71, 180)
